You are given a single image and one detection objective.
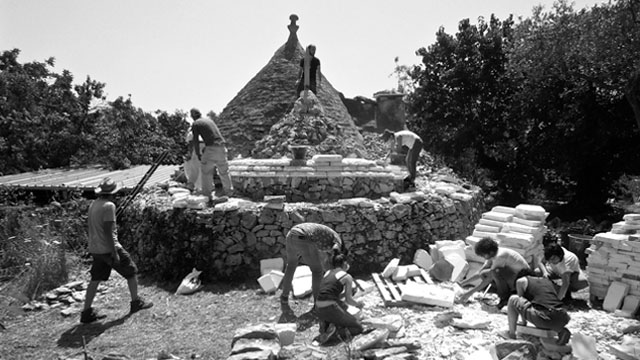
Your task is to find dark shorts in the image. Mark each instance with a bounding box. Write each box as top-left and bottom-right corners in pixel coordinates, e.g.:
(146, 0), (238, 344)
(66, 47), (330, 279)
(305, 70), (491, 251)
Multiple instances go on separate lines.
(511, 296), (570, 331)
(90, 247), (137, 281)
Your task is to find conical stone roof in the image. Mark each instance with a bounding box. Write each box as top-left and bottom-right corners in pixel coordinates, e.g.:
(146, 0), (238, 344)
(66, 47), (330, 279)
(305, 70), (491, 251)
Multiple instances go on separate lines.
(216, 15), (363, 158)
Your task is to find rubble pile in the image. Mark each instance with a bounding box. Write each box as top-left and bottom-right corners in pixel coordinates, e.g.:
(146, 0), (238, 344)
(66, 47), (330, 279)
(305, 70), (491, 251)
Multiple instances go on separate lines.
(20, 280), (106, 317)
(251, 110), (366, 159)
(586, 213), (640, 317)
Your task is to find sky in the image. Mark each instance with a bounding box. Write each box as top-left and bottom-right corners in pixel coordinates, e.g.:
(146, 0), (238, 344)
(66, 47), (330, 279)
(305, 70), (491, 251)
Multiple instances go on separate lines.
(1, 0), (606, 116)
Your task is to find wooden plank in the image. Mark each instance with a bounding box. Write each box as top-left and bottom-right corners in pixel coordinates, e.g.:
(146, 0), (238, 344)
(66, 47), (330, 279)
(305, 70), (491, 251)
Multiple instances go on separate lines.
(372, 273), (395, 306)
(385, 276), (403, 301)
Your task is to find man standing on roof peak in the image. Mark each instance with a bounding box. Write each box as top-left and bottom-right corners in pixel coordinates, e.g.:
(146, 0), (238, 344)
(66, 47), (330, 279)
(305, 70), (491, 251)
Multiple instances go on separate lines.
(296, 44), (321, 96)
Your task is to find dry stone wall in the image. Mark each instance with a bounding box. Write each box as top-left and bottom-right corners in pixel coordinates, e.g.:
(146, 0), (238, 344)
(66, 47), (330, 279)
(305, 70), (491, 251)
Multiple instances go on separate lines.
(118, 186), (484, 282)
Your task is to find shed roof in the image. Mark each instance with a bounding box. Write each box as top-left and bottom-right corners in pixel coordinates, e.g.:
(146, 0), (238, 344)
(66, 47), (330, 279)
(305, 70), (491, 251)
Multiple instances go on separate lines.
(0, 165), (179, 192)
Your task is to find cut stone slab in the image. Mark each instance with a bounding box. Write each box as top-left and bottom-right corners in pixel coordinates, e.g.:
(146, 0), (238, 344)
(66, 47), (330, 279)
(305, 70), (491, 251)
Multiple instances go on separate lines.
(429, 244), (440, 262)
(260, 258), (284, 276)
(450, 317), (490, 329)
(515, 204), (547, 217)
(623, 213), (640, 221)
(392, 265), (409, 281)
(540, 338), (571, 354)
(482, 211), (513, 222)
(400, 282), (454, 308)
(516, 325), (557, 338)
(492, 205), (517, 214)
(439, 245), (466, 261)
(435, 240), (466, 249)
(292, 265), (312, 298)
(351, 328), (390, 351)
(383, 258), (401, 278)
(230, 338), (281, 357)
(258, 270), (284, 294)
(621, 295), (640, 315)
(232, 324), (277, 346)
(603, 281), (630, 312)
(445, 253), (469, 283)
(354, 279), (376, 298)
(362, 347), (409, 360)
(274, 323), (296, 346)
(475, 224), (501, 233)
(413, 249), (433, 270)
(405, 264), (422, 277)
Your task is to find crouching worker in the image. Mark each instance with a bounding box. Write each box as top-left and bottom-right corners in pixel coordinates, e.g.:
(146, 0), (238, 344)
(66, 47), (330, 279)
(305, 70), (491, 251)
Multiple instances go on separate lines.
(457, 237), (532, 309)
(502, 275), (571, 345)
(544, 242), (589, 302)
(280, 223), (344, 309)
(381, 129), (423, 188)
(313, 250), (364, 345)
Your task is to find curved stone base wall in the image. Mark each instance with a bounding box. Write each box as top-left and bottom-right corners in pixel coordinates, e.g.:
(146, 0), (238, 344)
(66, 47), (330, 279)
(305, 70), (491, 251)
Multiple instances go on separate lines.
(119, 187), (485, 282)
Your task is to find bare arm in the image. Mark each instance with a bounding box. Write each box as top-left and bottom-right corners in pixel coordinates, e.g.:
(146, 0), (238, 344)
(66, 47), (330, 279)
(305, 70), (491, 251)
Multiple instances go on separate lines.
(557, 272), (571, 300)
(515, 277), (528, 296)
(342, 274), (362, 308)
(104, 220), (119, 263)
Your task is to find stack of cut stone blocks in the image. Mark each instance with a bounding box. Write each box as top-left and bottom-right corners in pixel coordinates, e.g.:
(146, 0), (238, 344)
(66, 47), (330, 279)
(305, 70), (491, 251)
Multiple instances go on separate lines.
(465, 204), (547, 268)
(586, 213), (640, 317)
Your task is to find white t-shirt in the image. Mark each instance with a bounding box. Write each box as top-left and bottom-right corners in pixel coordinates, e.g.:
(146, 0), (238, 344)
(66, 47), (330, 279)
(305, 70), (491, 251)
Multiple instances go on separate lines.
(549, 247), (581, 275)
(395, 130), (420, 149)
(87, 198), (120, 254)
(489, 247), (530, 273)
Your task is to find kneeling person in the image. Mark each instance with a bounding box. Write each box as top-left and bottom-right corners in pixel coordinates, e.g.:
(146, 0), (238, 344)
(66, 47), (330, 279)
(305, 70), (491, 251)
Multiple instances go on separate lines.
(505, 275), (571, 345)
(544, 243), (589, 301)
(314, 250), (363, 345)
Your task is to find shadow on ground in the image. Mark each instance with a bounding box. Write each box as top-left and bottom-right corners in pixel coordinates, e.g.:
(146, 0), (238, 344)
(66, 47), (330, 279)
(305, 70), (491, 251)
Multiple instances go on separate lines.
(57, 314), (131, 348)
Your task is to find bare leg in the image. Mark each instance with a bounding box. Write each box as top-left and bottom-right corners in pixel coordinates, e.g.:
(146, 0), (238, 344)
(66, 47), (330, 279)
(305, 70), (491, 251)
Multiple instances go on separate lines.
(127, 276), (139, 301)
(507, 295), (519, 338)
(83, 280), (100, 310)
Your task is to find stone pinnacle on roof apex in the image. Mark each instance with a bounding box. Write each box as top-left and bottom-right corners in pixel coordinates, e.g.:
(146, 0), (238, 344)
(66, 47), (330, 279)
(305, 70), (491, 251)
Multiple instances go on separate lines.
(288, 14), (299, 36)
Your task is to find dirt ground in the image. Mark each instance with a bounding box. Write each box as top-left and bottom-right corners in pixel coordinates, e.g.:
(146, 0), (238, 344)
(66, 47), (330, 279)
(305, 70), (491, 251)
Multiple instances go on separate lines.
(1, 267), (639, 360)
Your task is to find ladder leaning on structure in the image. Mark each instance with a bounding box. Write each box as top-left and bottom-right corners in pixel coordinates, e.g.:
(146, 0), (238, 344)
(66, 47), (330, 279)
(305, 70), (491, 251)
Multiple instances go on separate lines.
(116, 150), (169, 219)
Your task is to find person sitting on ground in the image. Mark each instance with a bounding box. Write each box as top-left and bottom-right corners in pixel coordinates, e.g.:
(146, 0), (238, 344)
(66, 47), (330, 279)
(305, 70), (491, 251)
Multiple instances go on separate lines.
(381, 129), (423, 188)
(544, 242), (589, 302)
(279, 223), (345, 310)
(501, 274), (572, 345)
(457, 237), (532, 309)
(81, 178), (153, 323)
(313, 249), (364, 345)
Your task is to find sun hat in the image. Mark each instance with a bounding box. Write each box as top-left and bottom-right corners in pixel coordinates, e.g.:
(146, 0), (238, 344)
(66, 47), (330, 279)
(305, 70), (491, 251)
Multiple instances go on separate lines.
(95, 177), (122, 195)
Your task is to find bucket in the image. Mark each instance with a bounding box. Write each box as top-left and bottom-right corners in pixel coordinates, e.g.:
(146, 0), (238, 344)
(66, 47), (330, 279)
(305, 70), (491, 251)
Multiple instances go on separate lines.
(567, 234), (592, 269)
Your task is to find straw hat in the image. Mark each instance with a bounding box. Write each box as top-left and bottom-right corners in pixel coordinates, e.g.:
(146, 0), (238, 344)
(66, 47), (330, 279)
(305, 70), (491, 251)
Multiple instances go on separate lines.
(95, 177), (122, 195)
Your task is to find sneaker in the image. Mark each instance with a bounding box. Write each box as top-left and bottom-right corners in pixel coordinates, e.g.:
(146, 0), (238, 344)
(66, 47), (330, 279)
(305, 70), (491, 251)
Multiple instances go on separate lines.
(314, 323), (336, 345)
(80, 308), (106, 323)
(130, 297), (153, 314)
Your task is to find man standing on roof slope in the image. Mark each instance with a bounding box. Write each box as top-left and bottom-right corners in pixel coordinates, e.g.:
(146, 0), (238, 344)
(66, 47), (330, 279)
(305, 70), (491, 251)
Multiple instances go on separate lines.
(296, 44), (321, 96)
(81, 178), (153, 323)
(191, 108), (233, 201)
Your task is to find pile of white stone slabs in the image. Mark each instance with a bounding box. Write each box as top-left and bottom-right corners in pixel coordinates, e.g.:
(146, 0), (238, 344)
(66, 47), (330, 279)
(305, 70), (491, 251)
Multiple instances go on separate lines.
(372, 270), (438, 308)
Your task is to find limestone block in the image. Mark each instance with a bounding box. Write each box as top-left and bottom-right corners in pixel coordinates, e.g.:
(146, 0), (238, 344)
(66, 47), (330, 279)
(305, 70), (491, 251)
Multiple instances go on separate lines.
(539, 338), (571, 354)
(450, 192), (473, 202)
(603, 281), (630, 312)
(621, 295), (640, 315)
(439, 245), (466, 261)
(352, 328), (390, 351)
(515, 204), (547, 218)
(292, 266), (313, 298)
(516, 325), (557, 338)
(623, 213), (640, 221)
(445, 253), (469, 283)
(492, 206), (516, 214)
(463, 261), (484, 286)
(227, 349), (276, 360)
(400, 282), (455, 308)
(405, 264), (422, 277)
(428, 245), (440, 263)
(464, 245), (485, 263)
(465, 236), (482, 248)
(257, 270), (284, 293)
(260, 258), (284, 275)
(392, 265), (409, 281)
(434, 240), (465, 250)
(475, 224), (501, 233)
(497, 233), (534, 248)
(383, 258), (401, 278)
(472, 230), (499, 240)
(311, 154), (343, 163)
(511, 217), (543, 228)
(482, 211), (513, 222)
(275, 323), (296, 346)
(478, 218), (505, 228)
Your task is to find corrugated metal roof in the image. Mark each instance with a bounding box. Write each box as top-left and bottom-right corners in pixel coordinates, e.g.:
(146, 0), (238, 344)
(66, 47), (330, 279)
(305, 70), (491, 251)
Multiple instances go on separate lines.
(0, 165), (180, 192)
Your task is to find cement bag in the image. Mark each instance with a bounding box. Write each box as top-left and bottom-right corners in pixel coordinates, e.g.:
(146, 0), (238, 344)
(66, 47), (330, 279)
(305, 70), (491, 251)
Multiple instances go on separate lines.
(186, 195), (208, 209)
(183, 153), (202, 192)
(176, 268), (203, 295)
(168, 187), (190, 196)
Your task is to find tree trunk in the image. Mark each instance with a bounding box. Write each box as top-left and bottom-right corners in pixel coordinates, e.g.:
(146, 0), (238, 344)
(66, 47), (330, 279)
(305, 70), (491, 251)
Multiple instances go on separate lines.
(625, 70), (640, 131)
